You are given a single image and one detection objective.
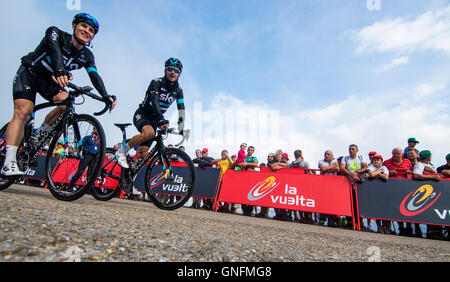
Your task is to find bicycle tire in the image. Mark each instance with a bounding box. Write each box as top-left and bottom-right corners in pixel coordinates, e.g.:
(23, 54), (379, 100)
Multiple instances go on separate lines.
(0, 123), (15, 191)
(90, 147), (122, 201)
(46, 114), (106, 202)
(145, 148), (195, 210)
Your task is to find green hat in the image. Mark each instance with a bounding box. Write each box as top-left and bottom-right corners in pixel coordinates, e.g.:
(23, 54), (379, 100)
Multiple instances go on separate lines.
(419, 150), (432, 159)
(446, 153), (450, 161)
(408, 137), (420, 144)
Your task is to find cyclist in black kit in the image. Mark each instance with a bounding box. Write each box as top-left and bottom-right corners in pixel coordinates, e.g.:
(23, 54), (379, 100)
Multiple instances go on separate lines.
(117, 58), (185, 169)
(2, 13), (116, 177)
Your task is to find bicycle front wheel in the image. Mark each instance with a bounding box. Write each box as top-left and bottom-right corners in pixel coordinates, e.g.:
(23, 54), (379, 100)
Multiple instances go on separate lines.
(46, 114), (106, 202)
(145, 148), (195, 210)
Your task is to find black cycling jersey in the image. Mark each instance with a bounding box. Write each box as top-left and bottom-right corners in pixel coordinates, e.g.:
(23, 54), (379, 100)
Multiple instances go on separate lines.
(139, 76), (185, 122)
(20, 26), (108, 97)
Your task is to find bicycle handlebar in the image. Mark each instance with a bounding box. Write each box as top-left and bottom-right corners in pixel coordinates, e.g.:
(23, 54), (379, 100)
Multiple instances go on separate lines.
(67, 82), (113, 116)
(166, 128), (191, 147)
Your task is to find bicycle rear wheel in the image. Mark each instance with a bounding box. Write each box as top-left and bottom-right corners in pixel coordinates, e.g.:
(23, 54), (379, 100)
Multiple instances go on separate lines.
(91, 147), (122, 201)
(145, 148), (195, 210)
(46, 114), (106, 201)
(0, 123), (15, 191)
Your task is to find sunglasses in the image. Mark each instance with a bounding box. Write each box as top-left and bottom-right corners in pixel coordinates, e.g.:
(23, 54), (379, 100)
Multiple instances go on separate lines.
(166, 67), (181, 74)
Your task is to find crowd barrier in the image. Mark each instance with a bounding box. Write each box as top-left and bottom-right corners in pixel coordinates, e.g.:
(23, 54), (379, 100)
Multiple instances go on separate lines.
(21, 157), (450, 231)
(355, 176), (450, 227)
(217, 168), (357, 228)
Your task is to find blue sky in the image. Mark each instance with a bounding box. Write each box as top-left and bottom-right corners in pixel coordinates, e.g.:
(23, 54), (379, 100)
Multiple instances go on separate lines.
(1, 0), (450, 167)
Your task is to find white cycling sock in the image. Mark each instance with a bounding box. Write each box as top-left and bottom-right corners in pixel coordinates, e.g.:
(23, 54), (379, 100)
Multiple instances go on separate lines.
(4, 145), (18, 167)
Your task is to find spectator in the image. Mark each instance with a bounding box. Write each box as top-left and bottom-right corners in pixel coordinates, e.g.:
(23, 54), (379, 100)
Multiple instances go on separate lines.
(412, 150), (440, 181)
(383, 148), (413, 178)
(339, 144), (367, 229)
(192, 149), (202, 167)
(407, 148), (420, 167)
(367, 155), (389, 181)
(318, 150), (339, 176)
(67, 129), (100, 191)
(212, 150), (233, 174)
(437, 153), (450, 177)
(54, 141), (67, 159)
(289, 150), (312, 173)
(339, 144), (368, 183)
(289, 150), (313, 223)
(235, 143), (247, 166)
(190, 149), (203, 208)
(413, 150), (442, 240)
(212, 150), (234, 213)
(240, 146), (259, 216)
(269, 150), (288, 171)
(404, 137), (420, 158)
(198, 148), (215, 210)
(368, 151), (378, 163)
(231, 154), (237, 163)
(256, 153), (276, 218)
(239, 146), (259, 171)
(269, 150), (290, 221)
(179, 146), (185, 151)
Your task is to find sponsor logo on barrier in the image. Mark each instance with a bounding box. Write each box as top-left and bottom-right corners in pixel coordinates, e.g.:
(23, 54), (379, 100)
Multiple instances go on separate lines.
(247, 176), (280, 201)
(247, 176), (316, 208)
(399, 184), (441, 217)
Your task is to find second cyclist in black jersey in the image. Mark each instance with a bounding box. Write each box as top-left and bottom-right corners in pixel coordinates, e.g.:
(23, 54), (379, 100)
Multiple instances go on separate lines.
(117, 58), (185, 169)
(2, 13), (117, 177)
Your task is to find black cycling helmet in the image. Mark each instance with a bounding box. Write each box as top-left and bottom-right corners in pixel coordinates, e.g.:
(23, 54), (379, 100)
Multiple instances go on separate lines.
(165, 58), (183, 72)
(73, 13), (100, 34)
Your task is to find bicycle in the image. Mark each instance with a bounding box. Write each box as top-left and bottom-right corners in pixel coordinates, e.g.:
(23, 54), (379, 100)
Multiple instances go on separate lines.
(0, 82), (113, 201)
(91, 123), (195, 210)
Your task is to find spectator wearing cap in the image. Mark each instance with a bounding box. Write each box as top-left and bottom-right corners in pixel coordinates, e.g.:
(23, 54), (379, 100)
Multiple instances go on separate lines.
(383, 148), (413, 178)
(368, 151), (378, 163)
(437, 154), (450, 177)
(404, 138), (420, 158)
(413, 151), (445, 240)
(367, 155), (389, 181)
(412, 150), (440, 181)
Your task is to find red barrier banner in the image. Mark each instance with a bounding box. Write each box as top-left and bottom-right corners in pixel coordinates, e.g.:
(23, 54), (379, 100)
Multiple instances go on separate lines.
(51, 157), (119, 189)
(218, 169), (354, 217)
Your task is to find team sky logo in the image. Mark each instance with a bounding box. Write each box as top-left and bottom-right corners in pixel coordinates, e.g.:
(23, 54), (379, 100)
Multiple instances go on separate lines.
(247, 176), (280, 201)
(399, 184), (441, 217)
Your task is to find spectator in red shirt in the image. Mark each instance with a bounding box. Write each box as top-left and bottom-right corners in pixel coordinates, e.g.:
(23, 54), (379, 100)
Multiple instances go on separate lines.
(383, 148), (413, 177)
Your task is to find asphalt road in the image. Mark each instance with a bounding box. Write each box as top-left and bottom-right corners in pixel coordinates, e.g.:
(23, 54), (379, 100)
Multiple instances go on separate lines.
(0, 184), (449, 262)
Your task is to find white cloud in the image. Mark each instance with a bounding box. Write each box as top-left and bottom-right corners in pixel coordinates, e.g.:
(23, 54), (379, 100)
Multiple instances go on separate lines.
(376, 56), (410, 73)
(353, 5), (450, 54)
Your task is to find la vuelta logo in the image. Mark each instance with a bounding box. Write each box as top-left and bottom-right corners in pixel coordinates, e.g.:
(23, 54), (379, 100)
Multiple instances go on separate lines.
(247, 176), (280, 201)
(399, 185), (441, 217)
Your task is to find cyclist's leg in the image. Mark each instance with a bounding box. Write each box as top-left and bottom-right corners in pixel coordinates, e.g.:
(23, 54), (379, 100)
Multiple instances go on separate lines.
(118, 109), (157, 168)
(2, 66), (37, 175)
(135, 145), (150, 163)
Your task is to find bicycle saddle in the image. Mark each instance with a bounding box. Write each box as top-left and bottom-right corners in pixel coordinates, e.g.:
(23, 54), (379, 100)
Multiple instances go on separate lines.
(114, 123), (132, 130)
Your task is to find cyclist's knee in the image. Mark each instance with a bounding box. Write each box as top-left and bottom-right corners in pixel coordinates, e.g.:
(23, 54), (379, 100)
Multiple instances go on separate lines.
(13, 100), (34, 121)
(141, 126), (155, 140)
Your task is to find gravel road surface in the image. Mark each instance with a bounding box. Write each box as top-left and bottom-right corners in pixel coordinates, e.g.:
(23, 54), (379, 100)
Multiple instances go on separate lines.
(0, 184), (449, 262)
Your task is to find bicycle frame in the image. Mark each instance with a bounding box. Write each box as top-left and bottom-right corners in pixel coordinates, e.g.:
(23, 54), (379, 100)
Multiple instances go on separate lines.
(21, 98), (78, 166)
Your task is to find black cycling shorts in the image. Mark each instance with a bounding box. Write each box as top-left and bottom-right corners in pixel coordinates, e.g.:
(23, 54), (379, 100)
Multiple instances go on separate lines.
(12, 65), (65, 103)
(133, 107), (159, 148)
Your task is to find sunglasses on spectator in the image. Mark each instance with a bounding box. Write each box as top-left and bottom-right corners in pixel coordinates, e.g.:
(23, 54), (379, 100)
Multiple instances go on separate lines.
(166, 67), (181, 74)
